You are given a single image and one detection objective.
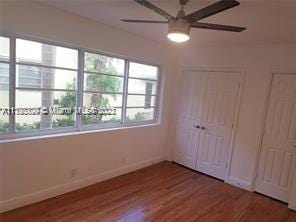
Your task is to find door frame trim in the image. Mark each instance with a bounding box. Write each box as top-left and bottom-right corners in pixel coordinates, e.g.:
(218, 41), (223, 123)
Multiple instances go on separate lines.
(173, 67), (245, 184)
(253, 70), (296, 210)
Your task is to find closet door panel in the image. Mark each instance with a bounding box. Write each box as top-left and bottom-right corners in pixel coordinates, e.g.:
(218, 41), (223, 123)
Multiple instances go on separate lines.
(173, 71), (207, 169)
(196, 72), (241, 180)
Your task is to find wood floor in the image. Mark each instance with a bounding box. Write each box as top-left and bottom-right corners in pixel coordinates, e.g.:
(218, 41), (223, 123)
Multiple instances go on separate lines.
(1, 161), (296, 222)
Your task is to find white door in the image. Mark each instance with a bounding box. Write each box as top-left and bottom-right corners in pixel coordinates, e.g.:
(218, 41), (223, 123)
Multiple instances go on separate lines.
(173, 71), (207, 169)
(195, 73), (241, 180)
(289, 165), (296, 210)
(256, 74), (296, 203)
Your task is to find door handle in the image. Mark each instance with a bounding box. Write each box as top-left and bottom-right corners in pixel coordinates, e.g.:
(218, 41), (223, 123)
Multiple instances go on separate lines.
(201, 126), (206, 130)
(194, 125), (200, 129)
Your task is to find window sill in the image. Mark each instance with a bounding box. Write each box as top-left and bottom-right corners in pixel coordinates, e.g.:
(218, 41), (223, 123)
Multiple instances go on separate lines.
(0, 122), (161, 144)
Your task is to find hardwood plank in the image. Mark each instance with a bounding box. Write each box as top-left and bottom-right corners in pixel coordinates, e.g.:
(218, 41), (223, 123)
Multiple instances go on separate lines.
(1, 161), (295, 222)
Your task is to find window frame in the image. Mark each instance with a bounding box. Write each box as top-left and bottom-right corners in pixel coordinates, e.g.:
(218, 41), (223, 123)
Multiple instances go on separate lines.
(82, 51), (125, 128)
(125, 62), (159, 124)
(0, 33), (162, 140)
(14, 38), (79, 133)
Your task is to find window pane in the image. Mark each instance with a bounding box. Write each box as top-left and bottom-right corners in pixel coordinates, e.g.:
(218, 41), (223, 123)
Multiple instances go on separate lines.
(83, 93), (122, 108)
(84, 52), (124, 76)
(0, 91), (9, 133)
(0, 62), (9, 133)
(0, 63), (9, 91)
(128, 78), (157, 94)
(84, 73), (123, 93)
(16, 39), (78, 69)
(17, 65), (41, 88)
(82, 93), (122, 125)
(126, 108), (154, 122)
(129, 62), (158, 80)
(15, 90), (76, 131)
(0, 37), (9, 62)
(82, 108), (121, 125)
(127, 95), (155, 108)
(16, 65), (77, 90)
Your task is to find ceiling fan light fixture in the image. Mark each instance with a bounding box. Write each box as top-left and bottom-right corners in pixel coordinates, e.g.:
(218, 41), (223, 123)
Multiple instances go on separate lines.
(167, 33), (190, 43)
(167, 19), (191, 43)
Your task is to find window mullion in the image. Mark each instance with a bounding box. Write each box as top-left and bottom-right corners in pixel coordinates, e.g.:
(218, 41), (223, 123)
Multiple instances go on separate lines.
(76, 49), (84, 131)
(121, 60), (129, 124)
(9, 37), (16, 133)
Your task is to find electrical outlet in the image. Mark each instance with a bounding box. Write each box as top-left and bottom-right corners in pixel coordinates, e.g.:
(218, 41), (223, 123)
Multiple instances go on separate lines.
(70, 169), (77, 178)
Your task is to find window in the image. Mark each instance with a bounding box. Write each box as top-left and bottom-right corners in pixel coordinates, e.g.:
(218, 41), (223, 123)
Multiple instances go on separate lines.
(0, 36), (10, 133)
(15, 39), (78, 132)
(0, 35), (160, 139)
(126, 62), (158, 122)
(83, 52), (124, 125)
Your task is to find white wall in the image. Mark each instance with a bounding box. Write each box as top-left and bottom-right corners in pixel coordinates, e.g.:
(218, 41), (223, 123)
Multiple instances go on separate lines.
(168, 44), (296, 191)
(0, 1), (179, 212)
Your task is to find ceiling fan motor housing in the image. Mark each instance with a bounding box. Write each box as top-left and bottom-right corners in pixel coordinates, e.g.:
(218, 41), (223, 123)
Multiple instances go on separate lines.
(168, 19), (191, 35)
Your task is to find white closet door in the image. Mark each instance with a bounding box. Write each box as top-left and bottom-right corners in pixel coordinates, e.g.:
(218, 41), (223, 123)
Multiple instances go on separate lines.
(289, 165), (296, 210)
(195, 72), (240, 180)
(173, 71), (207, 169)
(256, 74), (296, 203)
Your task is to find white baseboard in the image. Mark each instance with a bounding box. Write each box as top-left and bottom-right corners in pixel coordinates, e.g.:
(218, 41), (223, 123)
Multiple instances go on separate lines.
(0, 156), (165, 213)
(225, 176), (252, 191)
(226, 177), (296, 211)
(288, 200), (296, 211)
(288, 203), (296, 211)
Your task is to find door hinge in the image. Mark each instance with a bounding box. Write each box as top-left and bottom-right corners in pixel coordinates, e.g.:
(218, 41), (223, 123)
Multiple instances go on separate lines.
(225, 162), (228, 168)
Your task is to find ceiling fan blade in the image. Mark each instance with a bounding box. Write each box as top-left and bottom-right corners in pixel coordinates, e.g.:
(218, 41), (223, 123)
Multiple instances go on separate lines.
(120, 19), (168, 24)
(134, 0), (173, 20)
(191, 22), (246, 32)
(184, 0), (240, 22)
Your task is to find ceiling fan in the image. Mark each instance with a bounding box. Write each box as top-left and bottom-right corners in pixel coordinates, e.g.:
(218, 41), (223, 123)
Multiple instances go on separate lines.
(121, 0), (246, 43)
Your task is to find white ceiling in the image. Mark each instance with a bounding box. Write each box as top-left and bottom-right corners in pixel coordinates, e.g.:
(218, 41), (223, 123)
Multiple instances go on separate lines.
(42, 0), (296, 47)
